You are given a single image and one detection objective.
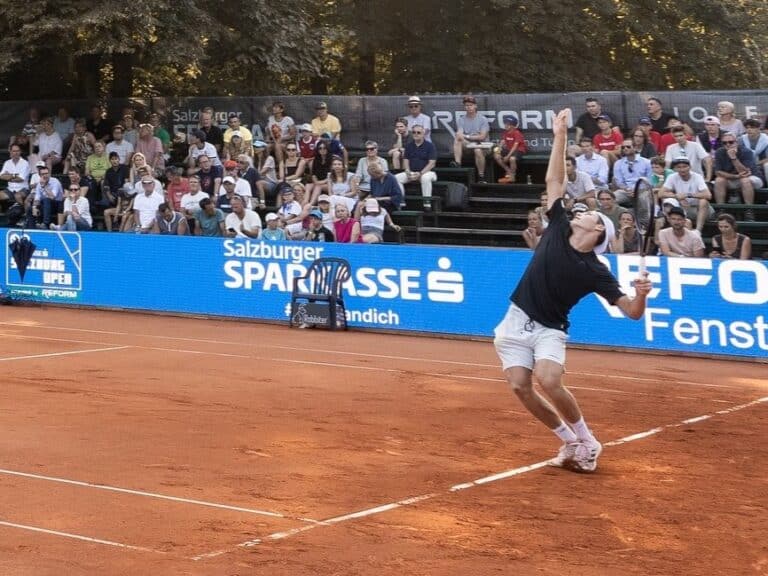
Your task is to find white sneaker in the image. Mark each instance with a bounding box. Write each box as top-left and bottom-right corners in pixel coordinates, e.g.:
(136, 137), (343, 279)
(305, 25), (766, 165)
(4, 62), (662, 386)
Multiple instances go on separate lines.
(49, 223), (60, 231)
(571, 438), (603, 473)
(549, 441), (581, 468)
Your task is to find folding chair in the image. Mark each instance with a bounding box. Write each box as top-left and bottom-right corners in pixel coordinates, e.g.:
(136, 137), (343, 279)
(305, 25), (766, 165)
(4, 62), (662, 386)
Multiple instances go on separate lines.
(290, 257), (351, 330)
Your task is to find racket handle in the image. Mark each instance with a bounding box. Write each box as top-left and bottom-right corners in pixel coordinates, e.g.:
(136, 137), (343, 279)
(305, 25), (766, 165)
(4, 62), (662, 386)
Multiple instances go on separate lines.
(639, 256), (647, 275)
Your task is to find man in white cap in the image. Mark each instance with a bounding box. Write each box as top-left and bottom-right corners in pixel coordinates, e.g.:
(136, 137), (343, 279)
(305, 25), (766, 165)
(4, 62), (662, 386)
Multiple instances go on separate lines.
(406, 96), (431, 141)
(493, 108), (652, 474)
(132, 174), (165, 233)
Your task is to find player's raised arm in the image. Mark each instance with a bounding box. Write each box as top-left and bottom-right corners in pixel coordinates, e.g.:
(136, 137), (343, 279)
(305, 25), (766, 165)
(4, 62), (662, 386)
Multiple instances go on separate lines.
(545, 108), (570, 209)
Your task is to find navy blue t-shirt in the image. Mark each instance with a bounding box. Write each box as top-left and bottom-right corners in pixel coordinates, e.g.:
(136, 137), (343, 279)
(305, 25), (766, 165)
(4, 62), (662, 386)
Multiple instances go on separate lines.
(511, 199), (624, 332)
(404, 140), (437, 173)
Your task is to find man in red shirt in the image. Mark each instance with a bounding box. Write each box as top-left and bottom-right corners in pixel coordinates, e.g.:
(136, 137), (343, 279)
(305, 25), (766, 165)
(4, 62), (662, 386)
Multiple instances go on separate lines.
(592, 115), (623, 165)
(494, 115), (527, 183)
(164, 166), (190, 211)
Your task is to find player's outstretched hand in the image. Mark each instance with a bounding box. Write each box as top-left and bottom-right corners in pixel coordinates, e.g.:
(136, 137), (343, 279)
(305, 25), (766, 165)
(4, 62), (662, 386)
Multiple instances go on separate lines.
(634, 272), (652, 296)
(552, 108), (571, 137)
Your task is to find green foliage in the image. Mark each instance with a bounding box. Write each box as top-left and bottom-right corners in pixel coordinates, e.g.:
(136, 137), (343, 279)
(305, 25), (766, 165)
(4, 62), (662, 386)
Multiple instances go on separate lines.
(0, 0), (765, 99)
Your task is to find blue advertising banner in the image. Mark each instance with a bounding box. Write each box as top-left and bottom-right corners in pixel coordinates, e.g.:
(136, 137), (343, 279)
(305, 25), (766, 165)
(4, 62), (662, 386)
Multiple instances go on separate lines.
(3, 231), (767, 360)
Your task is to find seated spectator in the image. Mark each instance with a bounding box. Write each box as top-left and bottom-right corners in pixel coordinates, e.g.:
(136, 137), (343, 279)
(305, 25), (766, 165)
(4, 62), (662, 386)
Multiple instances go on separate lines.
(333, 203), (361, 243)
(28, 166), (64, 229)
(223, 113), (253, 148)
(279, 143), (307, 186)
(194, 197), (226, 237)
(198, 110), (223, 154)
(149, 112), (171, 156)
(224, 194), (261, 238)
(253, 141), (278, 205)
(664, 125), (712, 180)
(315, 195), (335, 230)
(575, 138), (609, 190)
(165, 166), (190, 212)
(612, 139), (652, 206)
(85, 141), (110, 193)
(658, 206), (705, 257)
(327, 155), (357, 199)
(0, 143), (31, 209)
(613, 211), (641, 255)
(86, 104), (113, 143)
(405, 96), (431, 140)
(575, 97), (621, 144)
(355, 140), (389, 194)
(152, 202), (189, 235)
(187, 129), (221, 168)
(304, 209), (334, 242)
(129, 152), (148, 184)
(50, 183), (92, 231)
(130, 165), (162, 197)
(697, 116), (724, 159)
(218, 162), (254, 207)
(305, 141), (332, 205)
(223, 130), (251, 162)
(356, 197), (400, 244)
(710, 212), (751, 259)
(451, 95), (490, 181)
(656, 117), (691, 156)
(395, 125), (437, 209)
(368, 161), (403, 212)
(136, 122), (166, 176)
(713, 134), (762, 220)
(122, 113), (138, 147)
(37, 117), (63, 173)
(649, 156), (673, 192)
(740, 118), (768, 184)
(645, 97), (675, 134)
(597, 189), (628, 231)
(564, 156), (596, 210)
(522, 210), (545, 249)
(132, 175), (165, 233)
(387, 118), (410, 170)
(237, 154), (262, 198)
(98, 151), (129, 211)
(494, 115), (527, 183)
(310, 101), (341, 139)
(592, 115), (623, 165)
(631, 126), (658, 159)
(320, 132), (348, 166)
(179, 175), (208, 231)
(54, 106), (75, 145)
(266, 101), (295, 165)
(297, 124), (318, 160)
(196, 154), (223, 198)
(637, 117), (662, 151)
(277, 184), (307, 240)
(660, 157), (714, 233)
(105, 124), (134, 165)
(216, 179), (238, 214)
(716, 101), (745, 137)
(170, 129), (190, 166)
(656, 198), (695, 239)
(533, 191), (549, 228)
(262, 212), (286, 241)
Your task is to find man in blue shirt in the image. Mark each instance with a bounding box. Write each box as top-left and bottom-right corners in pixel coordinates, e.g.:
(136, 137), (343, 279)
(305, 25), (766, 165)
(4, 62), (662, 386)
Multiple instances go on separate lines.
(368, 162), (403, 212)
(611, 139), (652, 207)
(29, 167), (64, 228)
(395, 125), (437, 210)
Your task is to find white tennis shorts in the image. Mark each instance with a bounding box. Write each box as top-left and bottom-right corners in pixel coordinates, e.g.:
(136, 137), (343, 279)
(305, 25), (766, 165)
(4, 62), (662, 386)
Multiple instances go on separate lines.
(493, 303), (567, 370)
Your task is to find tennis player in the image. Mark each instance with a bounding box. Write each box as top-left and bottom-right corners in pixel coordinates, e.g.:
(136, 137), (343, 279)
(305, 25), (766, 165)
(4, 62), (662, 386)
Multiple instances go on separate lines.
(494, 108), (652, 472)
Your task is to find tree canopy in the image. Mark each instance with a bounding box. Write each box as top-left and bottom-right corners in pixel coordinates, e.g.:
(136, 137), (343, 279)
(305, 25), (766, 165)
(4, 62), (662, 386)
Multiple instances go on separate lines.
(0, 0), (765, 100)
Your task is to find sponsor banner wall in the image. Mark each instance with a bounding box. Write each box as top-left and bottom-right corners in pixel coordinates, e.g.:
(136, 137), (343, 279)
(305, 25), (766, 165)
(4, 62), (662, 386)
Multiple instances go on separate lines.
(3, 231), (766, 360)
(2, 91), (766, 156)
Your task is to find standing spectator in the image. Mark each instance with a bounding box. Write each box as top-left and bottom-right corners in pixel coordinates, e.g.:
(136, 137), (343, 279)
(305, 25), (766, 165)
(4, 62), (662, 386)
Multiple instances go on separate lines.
(396, 125), (436, 209)
(645, 97), (675, 134)
(697, 115), (724, 160)
(710, 213), (751, 260)
(494, 115), (526, 183)
(740, 118), (768, 184)
(660, 157), (714, 233)
(37, 117), (63, 173)
(261, 212), (285, 241)
(305, 209), (335, 242)
(266, 101), (296, 164)
(658, 206), (705, 257)
(151, 202), (188, 235)
(664, 125), (712, 180)
(51, 183), (92, 231)
(713, 135), (763, 220)
(0, 143), (30, 208)
(611, 139), (652, 206)
(355, 141), (388, 194)
(136, 123), (165, 176)
(451, 95), (490, 181)
(405, 96), (431, 141)
(194, 197), (226, 237)
(333, 203), (361, 243)
(165, 166), (190, 211)
(225, 194), (261, 238)
(311, 101), (342, 138)
(576, 138), (609, 190)
(132, 175), (165, 233)
(223, 113), (253, 148)
(592, 115), (623, 165)
(86, 105), (113, 143)
(613, 211), (641, 255)
(106, 124), (134, 165)
(199, 110), (223, 153)
(30, 167), (64, 229)
(387, 118), (410, 170)
(575, 98), (621, 143)
(716, 101), (744, 137)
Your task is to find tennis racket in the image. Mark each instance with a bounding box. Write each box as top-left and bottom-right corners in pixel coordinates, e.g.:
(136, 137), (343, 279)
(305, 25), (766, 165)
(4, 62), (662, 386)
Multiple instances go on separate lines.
(632, 177), (656, 274)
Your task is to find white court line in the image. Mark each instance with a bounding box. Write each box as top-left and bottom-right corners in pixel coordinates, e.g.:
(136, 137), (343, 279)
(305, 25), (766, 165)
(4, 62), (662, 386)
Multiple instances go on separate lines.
(191, 394), (768, 560)
(0, 519), (162, 554)
(0, 345), (129, 362)
(0, 321), (752, 390)
(0, 468), (319, 524)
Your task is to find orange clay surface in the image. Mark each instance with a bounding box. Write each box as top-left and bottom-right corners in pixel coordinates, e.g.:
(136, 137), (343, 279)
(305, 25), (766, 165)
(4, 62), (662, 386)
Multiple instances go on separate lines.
(0, 306), (765, 576)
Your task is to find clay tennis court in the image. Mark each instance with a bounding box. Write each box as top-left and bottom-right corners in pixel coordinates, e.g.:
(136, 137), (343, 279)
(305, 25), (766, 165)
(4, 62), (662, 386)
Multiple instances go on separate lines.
(0, 306), (765, 576)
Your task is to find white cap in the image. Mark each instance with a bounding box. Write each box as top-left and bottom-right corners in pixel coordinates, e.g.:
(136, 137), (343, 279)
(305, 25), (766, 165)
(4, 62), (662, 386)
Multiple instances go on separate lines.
(230, 130), (241, 138)
(594, 212), (615, 255)
(365, 197), (380, 211)
(662, 197), (680, 207)
(222, 176), (236, 184)
(408, 96), (421, 104)
(299, 123), (312, 132)
(265, 212), (278, 222)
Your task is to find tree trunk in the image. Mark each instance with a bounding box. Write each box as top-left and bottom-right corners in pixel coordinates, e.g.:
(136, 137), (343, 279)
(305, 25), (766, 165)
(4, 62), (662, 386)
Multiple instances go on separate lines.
(111, 53), (134, 98)
(76, 54), (102, 100)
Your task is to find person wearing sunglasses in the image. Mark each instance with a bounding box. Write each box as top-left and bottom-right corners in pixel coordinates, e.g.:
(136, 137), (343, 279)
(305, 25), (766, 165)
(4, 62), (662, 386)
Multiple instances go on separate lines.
(611, 139), (652, 206)
(405, 96), (431, 142)
(713, 133), (763, 220)
(354, 140), (388, 195)
(50, 184), (92, 231)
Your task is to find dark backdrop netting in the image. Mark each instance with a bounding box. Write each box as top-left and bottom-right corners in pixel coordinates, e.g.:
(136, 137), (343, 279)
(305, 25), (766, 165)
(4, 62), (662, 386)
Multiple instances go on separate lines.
(2, 91), (765, 155)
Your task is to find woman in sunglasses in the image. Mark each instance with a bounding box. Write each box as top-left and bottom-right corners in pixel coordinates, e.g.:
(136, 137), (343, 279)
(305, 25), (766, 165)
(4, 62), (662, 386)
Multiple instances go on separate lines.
(278, 143), (307, 186)
(305, 142), (333, 205)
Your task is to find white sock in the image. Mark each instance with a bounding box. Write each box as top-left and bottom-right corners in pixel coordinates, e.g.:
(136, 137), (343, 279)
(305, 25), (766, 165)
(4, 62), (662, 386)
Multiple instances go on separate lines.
(552, 422), (578, 443)
(570, 417), (595, 442)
